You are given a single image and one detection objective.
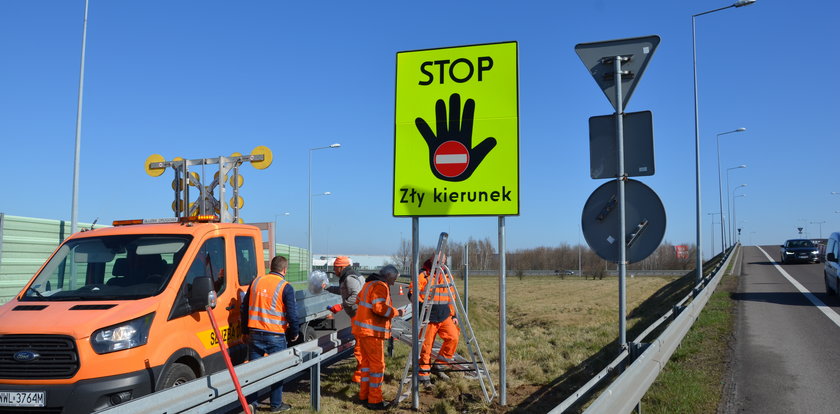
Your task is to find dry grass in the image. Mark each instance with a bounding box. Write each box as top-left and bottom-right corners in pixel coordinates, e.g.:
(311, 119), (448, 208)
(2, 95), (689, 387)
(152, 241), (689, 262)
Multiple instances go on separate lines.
(264, 274), (684, 413)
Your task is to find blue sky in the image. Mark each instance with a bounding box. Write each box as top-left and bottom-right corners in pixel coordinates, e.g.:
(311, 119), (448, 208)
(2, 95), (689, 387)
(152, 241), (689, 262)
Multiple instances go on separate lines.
(1, 1), (838, 258)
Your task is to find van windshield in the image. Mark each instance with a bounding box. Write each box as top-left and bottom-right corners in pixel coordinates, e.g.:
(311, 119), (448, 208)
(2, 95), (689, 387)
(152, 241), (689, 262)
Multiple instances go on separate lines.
(21, 234), (192, 301)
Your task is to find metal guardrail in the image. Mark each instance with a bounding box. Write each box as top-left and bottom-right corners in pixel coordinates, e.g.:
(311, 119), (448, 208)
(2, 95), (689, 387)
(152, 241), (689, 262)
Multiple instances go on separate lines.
(550, 245), (738, 413)
(97, 248), (735, 414)
(98, 327), (355, 413)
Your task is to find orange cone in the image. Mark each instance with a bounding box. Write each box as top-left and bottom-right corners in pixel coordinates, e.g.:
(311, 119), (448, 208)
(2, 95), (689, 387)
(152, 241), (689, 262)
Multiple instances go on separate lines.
(399, 285), (404, 295)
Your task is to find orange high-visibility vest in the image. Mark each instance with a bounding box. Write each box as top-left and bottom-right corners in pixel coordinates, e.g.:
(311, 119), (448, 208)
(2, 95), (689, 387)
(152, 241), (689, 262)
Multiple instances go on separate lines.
(421, 269), (453, 306)
(247, 274), (289, 333)
(352, 280), (396, 339)
(408, 270), (429, 302)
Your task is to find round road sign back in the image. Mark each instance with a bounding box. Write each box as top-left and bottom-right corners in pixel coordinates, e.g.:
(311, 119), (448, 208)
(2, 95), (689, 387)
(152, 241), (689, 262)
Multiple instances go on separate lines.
(433, 140), (470, 178)
(581, 179), (666, 263)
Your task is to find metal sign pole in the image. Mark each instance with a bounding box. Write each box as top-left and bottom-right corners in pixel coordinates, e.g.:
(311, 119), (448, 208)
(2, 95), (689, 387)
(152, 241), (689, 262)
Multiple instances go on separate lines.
(411, 217), (420, 409)
(613, 56), (628, 350)
(498, 216), (507, 405)
(464, 244), (469, 314)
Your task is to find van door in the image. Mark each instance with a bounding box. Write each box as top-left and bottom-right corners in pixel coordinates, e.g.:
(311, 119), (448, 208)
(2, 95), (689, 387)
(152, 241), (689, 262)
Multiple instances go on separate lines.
(164, 235), (237, 374)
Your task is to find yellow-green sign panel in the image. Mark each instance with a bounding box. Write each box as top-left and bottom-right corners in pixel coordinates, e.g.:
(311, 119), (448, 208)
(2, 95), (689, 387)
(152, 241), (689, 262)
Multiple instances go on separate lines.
(394, 41), (519, 217)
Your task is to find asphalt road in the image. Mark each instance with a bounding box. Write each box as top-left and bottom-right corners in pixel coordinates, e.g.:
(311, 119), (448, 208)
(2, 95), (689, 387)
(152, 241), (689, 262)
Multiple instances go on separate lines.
(722, 245), (840, 413)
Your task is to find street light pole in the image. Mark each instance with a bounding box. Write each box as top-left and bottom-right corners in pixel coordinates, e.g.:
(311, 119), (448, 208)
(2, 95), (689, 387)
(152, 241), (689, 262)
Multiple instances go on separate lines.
(308, 191), (332, 274)
(732, 184), (747, 243)
(733, 194), (745, 243)
(715, 129), (746, 253)
(726, 164), (747, 247)
(274, 212), (290, 242)
(691, 0), (756, 286)
(71, 0), (90, 235)
(308, 144), (340, 275)
(811, 220), (826, 239)
(708, 212), (721, 258)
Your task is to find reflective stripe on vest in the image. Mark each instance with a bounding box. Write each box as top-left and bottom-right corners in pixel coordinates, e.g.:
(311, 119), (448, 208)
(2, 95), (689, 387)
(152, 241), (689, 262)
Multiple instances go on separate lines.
(247, 274), (289, 333)
(352, 280), (392, 338)
(353, 320), (388, 333)
(424, 271), (453, 305)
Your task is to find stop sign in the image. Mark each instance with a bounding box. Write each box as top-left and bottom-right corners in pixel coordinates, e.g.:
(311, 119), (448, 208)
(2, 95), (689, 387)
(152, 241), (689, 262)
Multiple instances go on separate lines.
(433, 141), (470, 178)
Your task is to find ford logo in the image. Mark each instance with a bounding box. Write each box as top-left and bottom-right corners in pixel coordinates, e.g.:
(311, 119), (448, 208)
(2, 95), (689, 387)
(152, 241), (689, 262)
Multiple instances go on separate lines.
(13, 350), (39, 362)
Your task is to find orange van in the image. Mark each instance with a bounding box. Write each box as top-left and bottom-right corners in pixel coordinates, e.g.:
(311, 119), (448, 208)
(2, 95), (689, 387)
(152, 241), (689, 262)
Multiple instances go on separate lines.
(0, 218), (283, 413)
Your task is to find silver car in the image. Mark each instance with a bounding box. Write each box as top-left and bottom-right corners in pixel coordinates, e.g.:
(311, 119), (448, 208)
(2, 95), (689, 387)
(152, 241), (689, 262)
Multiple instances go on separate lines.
(824, 232), (840, 295)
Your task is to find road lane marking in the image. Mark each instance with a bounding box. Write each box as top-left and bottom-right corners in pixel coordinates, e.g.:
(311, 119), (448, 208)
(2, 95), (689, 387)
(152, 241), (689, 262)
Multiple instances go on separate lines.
(757, 246), (840, 328)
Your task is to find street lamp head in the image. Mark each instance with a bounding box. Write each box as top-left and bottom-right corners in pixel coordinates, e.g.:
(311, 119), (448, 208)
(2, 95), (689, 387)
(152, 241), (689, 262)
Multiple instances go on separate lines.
(734, 0), (756, 7)
(323, 191), (332, 195)
(735, 127), (747, 132)
(738, 164), (747, 168)
(329, 143), (341, 148)
(737, 184), (747, 188)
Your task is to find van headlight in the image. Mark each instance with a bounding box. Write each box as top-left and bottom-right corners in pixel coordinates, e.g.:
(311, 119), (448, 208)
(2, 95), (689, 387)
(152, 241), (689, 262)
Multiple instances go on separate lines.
(91, 313), (155, 354)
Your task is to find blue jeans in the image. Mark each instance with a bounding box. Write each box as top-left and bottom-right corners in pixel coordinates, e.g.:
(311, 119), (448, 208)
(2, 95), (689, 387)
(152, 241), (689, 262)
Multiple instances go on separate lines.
(248, 331), (288, 408)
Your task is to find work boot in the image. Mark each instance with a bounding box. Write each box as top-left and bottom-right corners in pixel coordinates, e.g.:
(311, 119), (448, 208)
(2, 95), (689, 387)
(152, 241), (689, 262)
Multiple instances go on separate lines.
(366, 401), (389, 410)
(432, 365), (450, 380)
(418, 376), (432, 388)
(267, 403), (292, 413)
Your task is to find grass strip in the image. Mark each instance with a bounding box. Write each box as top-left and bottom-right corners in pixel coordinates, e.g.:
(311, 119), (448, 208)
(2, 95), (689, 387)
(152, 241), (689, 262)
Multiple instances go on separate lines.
(639, 272), (737, 413)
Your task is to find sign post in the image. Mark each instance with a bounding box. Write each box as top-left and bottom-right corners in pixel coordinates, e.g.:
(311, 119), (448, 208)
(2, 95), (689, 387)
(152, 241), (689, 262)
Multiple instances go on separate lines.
(395, 41), (518, 407)
(576, 36), (661, 350)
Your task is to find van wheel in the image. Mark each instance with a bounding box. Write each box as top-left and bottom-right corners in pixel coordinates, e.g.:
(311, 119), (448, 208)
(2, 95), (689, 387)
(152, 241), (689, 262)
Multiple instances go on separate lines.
(303, 323), (317, 342)
(158, 362), (196, 390)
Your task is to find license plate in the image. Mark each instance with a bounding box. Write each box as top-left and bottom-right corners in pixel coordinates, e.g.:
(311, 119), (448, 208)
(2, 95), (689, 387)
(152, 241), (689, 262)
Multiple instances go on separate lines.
(0, 391), (46, 407)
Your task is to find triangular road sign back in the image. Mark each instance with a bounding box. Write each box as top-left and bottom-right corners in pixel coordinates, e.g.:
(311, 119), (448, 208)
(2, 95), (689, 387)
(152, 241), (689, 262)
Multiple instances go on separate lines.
(575, 35), (660, 111)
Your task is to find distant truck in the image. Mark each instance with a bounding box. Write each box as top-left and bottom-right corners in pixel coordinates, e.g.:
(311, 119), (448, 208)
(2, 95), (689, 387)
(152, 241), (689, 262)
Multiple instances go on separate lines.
(0, 216), (337, 413)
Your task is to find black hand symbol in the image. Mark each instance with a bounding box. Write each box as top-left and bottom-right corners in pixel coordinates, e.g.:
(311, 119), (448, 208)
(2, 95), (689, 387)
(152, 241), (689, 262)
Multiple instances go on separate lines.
(415, 93), (497, 182)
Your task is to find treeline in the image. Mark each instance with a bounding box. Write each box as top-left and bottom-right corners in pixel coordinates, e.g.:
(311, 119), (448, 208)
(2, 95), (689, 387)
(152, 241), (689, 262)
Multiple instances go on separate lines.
(392, 238), (696, 274)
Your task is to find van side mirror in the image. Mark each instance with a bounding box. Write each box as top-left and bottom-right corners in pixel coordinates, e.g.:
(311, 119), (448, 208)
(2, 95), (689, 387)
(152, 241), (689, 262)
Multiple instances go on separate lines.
(190, 277), (216, 310)
(828, 252), (837, 262)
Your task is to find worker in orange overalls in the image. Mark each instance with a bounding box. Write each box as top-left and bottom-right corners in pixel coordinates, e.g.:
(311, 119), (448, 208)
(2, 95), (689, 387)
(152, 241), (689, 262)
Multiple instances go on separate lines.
(325, 256), (365, 383)
(353, 265), (403, 410)
(409, 254), (460, 385)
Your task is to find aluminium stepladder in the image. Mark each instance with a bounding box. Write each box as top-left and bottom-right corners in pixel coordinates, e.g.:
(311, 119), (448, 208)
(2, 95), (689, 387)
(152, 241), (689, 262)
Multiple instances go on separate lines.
(392, 232), (497, 406)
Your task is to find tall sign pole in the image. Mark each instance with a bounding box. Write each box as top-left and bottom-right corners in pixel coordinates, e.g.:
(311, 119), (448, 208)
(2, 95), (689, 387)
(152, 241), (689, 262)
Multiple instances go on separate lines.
(612, 56), (628, 348)
(395, 41), (519, 407)
(576, 36), (664, 351)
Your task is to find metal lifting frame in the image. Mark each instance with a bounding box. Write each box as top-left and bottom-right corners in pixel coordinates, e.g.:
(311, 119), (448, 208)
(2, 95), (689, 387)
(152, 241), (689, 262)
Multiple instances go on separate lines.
(393, 232), (496, 406)
(148, 154), (264, 223)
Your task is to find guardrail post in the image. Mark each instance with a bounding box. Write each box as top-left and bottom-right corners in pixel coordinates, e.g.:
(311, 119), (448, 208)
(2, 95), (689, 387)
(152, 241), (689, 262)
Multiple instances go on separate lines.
(309, 352), (321, 411)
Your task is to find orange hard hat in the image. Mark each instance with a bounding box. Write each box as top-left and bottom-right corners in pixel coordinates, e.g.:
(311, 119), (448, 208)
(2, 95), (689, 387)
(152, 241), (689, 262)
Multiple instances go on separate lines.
(334, 256), (351, 267)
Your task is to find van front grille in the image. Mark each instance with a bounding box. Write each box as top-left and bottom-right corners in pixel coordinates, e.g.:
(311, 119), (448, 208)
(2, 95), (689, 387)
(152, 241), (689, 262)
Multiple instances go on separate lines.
(0, 335), (79, 379)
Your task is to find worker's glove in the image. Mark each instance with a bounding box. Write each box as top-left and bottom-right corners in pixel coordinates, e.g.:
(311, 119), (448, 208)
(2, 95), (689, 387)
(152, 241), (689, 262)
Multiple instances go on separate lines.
(415, 93), (497, 182)
(327, 304), (343, 314)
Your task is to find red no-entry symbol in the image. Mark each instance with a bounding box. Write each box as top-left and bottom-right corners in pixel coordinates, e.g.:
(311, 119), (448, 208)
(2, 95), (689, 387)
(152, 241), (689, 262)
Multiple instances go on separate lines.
(433, 141), (470, 178)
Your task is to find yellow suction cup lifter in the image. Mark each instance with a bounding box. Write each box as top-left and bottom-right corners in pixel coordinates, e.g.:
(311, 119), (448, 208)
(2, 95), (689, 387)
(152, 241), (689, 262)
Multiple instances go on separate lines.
(188, 172), (201, 187)
(229, 175), (244, 188)
(249, 146), (273, 170)
(144, 154), (166, 177)
(229, 196), (245, 209)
